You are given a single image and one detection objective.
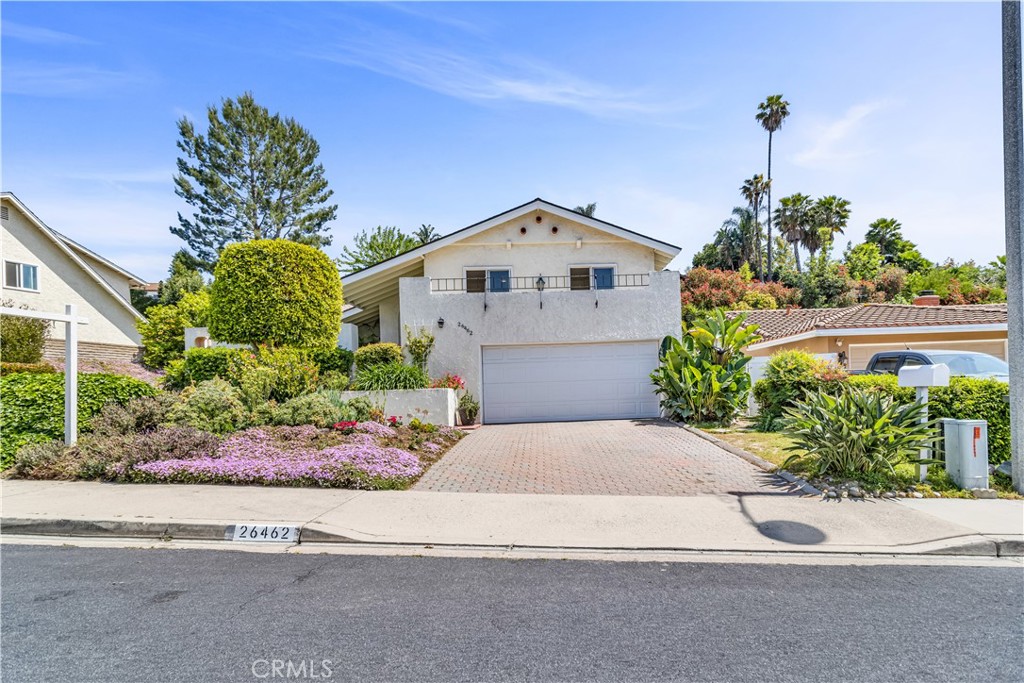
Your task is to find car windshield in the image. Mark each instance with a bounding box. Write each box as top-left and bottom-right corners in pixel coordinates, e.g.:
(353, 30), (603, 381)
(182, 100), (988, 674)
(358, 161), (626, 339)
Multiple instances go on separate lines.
(927, 352), (1009, 375)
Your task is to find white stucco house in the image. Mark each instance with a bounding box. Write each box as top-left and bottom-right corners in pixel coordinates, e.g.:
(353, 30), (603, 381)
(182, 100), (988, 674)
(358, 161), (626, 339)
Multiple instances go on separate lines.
(341, 198), (682, 424)
(1, 192), (145, 363)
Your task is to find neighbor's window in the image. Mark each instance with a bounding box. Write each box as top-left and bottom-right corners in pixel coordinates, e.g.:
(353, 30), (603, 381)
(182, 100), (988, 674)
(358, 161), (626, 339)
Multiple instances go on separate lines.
(4, 261), (39, 291)
(570, 266), (615, 291)
(466, 269), (510, 293)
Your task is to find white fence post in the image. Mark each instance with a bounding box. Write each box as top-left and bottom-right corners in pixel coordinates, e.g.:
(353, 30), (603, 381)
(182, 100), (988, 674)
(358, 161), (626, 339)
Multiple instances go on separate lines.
(1, 304), (87, 446)
(64, 304), (78, 445)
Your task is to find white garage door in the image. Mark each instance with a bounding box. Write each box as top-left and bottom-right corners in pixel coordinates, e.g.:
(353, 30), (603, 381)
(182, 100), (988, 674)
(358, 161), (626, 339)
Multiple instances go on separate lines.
(481, 342), (661, 424)
(849, 339), (1008, 370)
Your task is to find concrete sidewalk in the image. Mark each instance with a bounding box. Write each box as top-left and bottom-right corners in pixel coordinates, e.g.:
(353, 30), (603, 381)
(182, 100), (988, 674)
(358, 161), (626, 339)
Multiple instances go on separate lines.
(1, 480), (1021, 557)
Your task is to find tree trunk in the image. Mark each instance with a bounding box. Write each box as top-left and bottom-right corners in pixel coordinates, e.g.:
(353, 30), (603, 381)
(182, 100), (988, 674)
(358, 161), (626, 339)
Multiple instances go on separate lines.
(794, 241), (802, 273)
(765, 132), (773, 282)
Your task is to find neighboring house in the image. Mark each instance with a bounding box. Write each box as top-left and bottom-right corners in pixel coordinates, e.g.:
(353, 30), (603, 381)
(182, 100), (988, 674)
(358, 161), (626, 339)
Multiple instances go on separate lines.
(737, 298), (1009, 371)
(1, 192), (145, 363)
(341, 198), (682, 424)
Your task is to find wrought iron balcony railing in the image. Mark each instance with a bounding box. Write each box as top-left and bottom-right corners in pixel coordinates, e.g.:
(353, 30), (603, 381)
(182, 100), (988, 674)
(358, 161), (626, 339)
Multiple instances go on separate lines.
(429, 273), (649, 293)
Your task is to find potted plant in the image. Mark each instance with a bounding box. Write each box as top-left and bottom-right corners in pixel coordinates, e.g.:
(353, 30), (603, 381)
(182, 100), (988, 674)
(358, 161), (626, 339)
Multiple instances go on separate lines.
(458, 392), (480, 426)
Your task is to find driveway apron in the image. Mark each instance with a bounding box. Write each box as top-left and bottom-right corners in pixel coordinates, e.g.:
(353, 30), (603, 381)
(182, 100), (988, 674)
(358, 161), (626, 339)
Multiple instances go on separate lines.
(414, 419), (790, 496)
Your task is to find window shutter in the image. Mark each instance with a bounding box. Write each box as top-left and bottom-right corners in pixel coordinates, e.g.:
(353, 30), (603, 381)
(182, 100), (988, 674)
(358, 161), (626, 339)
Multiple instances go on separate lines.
(466, 270), (486, 293)
(570, 267), (590, 291)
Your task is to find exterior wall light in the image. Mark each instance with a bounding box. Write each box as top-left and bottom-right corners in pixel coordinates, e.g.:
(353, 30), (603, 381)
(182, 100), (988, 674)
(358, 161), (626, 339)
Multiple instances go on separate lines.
(437, 317), (445, 329)
(576, 238), (582, 249)
(535, 276), (545, 292)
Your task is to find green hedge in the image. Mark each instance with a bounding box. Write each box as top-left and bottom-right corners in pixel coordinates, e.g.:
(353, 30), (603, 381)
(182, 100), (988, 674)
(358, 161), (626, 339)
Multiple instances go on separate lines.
(354, 342), (402, 370)
(1, 372), (157, 467)
(1, 362), (57, 376)
(163, 347), (242, 389)
(210, 240), (343, 349)
(754, 375), (1010, 463)
(310, 347), (354, 375)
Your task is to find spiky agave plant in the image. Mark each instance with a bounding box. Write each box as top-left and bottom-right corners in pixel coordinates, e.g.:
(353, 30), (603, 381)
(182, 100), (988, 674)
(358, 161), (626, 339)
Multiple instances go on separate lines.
(781, 386), (940, 476)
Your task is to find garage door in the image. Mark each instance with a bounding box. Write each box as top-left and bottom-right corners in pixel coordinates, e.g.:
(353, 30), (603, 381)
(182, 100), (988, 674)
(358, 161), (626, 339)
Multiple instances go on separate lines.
(481, 342), (661, 424)
(849, 339), (1008, 370)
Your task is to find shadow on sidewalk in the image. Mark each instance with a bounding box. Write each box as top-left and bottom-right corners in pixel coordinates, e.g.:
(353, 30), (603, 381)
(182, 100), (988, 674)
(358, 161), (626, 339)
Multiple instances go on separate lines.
(734, 493), (826, 545)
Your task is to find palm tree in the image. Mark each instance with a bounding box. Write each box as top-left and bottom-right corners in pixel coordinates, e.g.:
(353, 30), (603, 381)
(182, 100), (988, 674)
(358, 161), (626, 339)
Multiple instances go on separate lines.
(573, 203), (597, 217)
(773, 192), (812, 273)
(740, 175), (771, 279)
(720, 206), (761, 270)
(864, 218), (904, 264)
(807, 195), (851, 259)
(755, 94), (791, 280)
(413, 223), (439, 245)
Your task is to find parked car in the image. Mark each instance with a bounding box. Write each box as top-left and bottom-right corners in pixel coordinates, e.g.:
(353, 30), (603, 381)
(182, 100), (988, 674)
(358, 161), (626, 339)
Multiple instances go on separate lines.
(854, 350), (1009, 381)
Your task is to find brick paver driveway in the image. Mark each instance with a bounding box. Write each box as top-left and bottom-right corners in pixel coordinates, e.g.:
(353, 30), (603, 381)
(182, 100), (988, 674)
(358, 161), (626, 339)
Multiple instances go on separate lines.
(414, 419), (788, 496)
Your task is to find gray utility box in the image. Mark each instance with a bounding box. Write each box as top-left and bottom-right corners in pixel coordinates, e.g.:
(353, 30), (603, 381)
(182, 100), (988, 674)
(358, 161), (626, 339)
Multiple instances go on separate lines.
(940, 418), (989, 489)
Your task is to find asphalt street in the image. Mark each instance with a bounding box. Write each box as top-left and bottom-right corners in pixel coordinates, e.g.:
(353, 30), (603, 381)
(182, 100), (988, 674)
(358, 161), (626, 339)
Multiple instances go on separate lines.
(2, 545), (1021, 682)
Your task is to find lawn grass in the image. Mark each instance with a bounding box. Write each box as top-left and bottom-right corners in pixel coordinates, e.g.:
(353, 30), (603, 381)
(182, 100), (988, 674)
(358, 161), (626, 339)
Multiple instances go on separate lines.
(697, 418), (1021, 499)
(700, 421), (799, 469)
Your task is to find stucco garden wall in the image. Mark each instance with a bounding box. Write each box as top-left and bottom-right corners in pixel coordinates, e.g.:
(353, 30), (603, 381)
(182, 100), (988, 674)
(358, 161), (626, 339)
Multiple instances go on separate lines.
(1, 205), (141, 349)
(398, 270), (682, 403)
(327, 388), (458, 426)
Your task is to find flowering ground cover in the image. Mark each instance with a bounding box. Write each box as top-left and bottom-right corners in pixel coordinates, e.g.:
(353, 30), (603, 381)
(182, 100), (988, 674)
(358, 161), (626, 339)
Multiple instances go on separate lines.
(9, 421), (463, 490)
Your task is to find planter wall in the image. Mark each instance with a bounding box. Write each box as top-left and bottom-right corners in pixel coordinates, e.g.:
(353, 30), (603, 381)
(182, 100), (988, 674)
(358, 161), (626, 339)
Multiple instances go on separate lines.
(329, 388), (458, 426)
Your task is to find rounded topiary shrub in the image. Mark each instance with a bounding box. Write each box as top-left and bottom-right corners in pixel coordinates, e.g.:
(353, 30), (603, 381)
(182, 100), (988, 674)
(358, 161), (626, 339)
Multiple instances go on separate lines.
(353, 342), (402, 370)
(209, 240), (342, 349)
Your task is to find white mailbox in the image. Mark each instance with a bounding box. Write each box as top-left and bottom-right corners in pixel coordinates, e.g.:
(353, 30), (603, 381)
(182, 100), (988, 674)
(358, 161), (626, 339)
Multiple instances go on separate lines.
(897, 363), (950, 388)
(897, 363), (949, 483)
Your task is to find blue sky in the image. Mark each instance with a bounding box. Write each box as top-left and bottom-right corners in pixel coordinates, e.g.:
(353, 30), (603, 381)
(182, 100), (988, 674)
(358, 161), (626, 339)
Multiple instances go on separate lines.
(1, 1), (1007, 281)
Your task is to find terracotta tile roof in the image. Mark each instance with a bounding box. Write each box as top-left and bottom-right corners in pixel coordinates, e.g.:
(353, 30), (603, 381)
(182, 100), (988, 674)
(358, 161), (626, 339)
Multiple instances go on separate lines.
(732, 304), (1008, 342)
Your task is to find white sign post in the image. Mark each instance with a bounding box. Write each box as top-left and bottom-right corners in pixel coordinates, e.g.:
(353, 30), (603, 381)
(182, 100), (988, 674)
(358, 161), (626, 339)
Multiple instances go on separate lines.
(897, 364), (950, 482)
(0, 304), (88, 445)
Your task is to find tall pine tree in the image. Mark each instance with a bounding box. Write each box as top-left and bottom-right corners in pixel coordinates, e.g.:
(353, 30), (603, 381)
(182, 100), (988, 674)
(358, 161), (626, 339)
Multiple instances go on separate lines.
(171, 93), (337, 270)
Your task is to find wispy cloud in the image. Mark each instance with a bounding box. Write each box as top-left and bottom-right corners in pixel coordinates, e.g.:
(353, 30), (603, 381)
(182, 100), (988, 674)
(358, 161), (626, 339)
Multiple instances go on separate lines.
(1, 20), (95, 45)
(379, 2), (486, 36)
(61, 168), (174, 185)
(793, 101), (889, 167)
(306, 30), (680, 120)
(2, 63), (151, 97)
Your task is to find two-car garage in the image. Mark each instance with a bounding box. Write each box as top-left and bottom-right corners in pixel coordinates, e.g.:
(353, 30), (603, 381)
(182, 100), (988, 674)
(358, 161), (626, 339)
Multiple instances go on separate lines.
(481, 341), (661, 424)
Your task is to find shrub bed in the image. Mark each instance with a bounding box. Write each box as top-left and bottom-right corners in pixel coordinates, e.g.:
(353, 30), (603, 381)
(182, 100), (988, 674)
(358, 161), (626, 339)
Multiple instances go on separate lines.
(754, 374), (1011, 463)
(1, 362), (57, 376)
(0, 372), (157, 467)
(354, 343), (402, 370)
(8, 420), (463, 490)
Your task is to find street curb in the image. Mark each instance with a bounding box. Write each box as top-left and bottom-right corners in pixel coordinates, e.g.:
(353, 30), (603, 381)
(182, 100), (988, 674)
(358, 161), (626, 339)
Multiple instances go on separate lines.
(0, 518), (227, 541)
(4, 518), (1014, 557)
(679, 424), (822, 496)
(995, 538), (1024, 557)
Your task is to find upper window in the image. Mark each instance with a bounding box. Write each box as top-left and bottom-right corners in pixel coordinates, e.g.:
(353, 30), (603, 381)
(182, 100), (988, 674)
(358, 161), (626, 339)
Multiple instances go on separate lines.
(4, 261), (39, 291)
(569, 266), (615, 291)
(465, 269), (510, 293)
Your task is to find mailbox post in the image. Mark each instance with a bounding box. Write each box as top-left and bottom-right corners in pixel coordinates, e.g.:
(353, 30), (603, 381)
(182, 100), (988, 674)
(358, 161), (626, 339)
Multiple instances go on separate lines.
(897, 364), (950, 482)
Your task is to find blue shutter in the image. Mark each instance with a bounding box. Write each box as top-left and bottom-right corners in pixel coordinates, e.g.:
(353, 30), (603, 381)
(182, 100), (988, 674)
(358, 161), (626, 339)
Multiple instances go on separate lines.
(489, 270), (510, 292)
(593, 268), (614, 290)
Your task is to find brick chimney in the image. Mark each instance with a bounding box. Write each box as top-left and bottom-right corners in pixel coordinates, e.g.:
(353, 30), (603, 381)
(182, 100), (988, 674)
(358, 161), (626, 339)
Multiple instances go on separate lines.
(913, 290), (941, 306)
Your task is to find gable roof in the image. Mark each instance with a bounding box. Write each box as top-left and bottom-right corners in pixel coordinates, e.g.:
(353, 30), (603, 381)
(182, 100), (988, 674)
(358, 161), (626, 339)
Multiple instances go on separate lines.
(342, 198), (681, 324)
(735, 304), (1008, 350)
(1, 191), (145, 321)
(53, 229), (147, 286)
